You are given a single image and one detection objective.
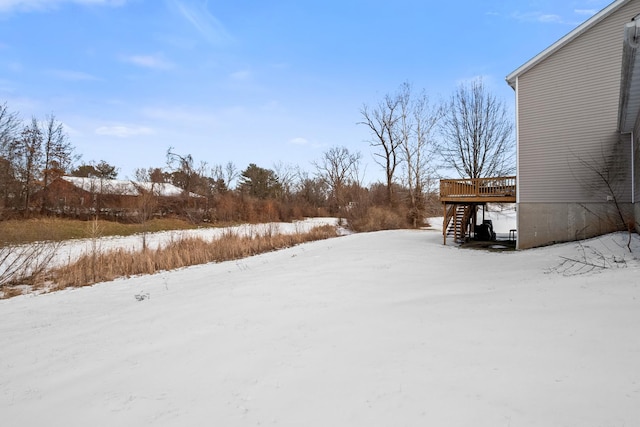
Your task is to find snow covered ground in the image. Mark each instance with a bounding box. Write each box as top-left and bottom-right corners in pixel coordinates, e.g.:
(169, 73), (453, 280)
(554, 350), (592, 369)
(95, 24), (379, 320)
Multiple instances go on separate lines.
(1, 219), (639, 426)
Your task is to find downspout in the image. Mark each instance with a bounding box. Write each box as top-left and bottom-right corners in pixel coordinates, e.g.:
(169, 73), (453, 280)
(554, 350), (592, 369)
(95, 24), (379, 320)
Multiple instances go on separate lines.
(505, 69), (520, 247)
(629, 19), (638, 204)
(632, 130), (635, 204)
(621, 20), (640, 204)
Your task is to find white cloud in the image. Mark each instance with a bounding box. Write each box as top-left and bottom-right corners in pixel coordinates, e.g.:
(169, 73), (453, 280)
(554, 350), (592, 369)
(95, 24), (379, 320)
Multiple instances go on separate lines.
(168, 0), (233, 46)
(289, 137), (309, 146)
(455, 74), (496, 88)
(537, 14), (562, 24)
(230, 69), (251, 81)
(47, 69), (100, 81)
(141, 106), (217, 124)
(95, 125), (154, 138)
(0, 0), (125, 13)
(574, 9), (597, 16)
(62, 122), (81, 136)
(500, 6), (597, 26)
(512, 11), (566, 24)
(121, 54), (174, 70)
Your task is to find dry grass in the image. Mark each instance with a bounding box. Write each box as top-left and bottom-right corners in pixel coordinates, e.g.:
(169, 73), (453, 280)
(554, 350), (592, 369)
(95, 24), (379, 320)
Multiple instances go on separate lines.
(0, 286), (24, 299)
(346, 205), (408, 232)
(0, 241), (61, 291)
(0, 217), (202, 246)
(47, 224), (339, 291)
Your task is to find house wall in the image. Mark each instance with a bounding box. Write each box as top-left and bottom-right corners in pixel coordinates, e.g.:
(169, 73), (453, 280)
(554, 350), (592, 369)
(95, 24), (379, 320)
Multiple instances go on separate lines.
(632, 112), (640, 231)
(516, 0), (640, 248)
(518, 202), (634, 248)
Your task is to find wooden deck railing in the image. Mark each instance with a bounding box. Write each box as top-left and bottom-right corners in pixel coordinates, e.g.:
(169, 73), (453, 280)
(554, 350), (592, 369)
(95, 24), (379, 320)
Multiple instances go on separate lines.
(440, 176), (516, 202)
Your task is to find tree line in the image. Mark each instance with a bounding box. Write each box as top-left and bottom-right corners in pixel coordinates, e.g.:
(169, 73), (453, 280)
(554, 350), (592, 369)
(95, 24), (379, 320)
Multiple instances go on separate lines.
(0, 78), (514, 228)
(0, 107), (76, 218)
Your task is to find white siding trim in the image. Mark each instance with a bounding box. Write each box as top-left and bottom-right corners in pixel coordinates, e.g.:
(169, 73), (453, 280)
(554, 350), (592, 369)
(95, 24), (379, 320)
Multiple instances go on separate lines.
(515, 76), (521, 249)
(515, 76), (520, 203)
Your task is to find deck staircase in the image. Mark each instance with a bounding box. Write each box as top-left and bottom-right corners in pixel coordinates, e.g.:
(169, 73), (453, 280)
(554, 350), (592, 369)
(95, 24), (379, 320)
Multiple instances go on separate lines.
(444, 205), (475, 243)
(440, 176), (515, 245)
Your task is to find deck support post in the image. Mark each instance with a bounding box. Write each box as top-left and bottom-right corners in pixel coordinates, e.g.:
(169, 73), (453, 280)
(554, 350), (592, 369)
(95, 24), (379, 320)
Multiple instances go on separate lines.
(443, 203), (447, 245)
(453, 207), (458, 242)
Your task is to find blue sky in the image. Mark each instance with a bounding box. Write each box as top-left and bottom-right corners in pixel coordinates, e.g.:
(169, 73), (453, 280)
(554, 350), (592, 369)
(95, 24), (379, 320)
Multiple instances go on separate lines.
(0, 0), (611, 182)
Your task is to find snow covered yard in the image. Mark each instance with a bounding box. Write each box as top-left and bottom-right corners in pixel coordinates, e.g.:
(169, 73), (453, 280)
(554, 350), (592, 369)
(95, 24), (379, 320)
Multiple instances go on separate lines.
(1, 227), (639, 426)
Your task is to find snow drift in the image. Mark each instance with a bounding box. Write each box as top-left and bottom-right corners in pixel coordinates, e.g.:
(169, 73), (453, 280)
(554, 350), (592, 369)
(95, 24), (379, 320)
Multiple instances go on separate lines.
(1, 225), (639, 426)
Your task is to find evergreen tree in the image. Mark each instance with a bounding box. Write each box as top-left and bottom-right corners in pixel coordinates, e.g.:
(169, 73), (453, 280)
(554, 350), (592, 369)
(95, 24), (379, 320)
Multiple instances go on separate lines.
(238, 163), (281, 199)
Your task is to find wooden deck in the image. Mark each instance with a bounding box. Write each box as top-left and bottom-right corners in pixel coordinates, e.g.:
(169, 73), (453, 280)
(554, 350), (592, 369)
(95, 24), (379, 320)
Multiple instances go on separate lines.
(440, 176), (516, 245)
(440, 176), (516, 203)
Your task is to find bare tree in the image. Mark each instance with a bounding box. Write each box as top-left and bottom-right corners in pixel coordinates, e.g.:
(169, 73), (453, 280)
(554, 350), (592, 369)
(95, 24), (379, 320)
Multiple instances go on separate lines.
(133, 166), (166, 184)
(1, 107), (77, 216)
(294, 170), (328, 210)
(571, 142), (635, 252)
(273, 161), (299, 201)
(166, 147), (196, 195)
(0, 102), (20, 154)
(210, 164), (228, 194)
(313, 146), (361, 213)
(397, 82), (442, 226)
(133, 168), (160, 251)
(41, 114), (74, 184)
(0, 102), (21, 212)
(10, 118), (43, 216)
(225, 161), (239, 189)
(209, 161), (239, 193)
(360, 92), (402, 205)
(40, 114), (76, 213)
(439, 78), (514, 179)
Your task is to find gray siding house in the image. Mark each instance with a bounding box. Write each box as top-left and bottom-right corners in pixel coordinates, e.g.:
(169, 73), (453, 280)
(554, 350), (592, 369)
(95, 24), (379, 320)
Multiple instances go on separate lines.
(506, 0), (640, 248)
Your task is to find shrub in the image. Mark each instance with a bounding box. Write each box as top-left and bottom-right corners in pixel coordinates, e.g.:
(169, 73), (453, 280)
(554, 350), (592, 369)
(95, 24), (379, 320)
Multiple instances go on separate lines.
(345, 205), (408, 232)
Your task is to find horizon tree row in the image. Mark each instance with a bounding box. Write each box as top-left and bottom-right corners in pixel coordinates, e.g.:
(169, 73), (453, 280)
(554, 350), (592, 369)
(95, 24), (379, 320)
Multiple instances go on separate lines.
(1, 77), (513, 226)
(0, 101), (364, 221)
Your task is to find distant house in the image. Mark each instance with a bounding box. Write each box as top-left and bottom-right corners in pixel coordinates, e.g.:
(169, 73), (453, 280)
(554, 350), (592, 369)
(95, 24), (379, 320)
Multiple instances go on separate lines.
(505, 0), (640, 248)
(41, 176), (204, 219)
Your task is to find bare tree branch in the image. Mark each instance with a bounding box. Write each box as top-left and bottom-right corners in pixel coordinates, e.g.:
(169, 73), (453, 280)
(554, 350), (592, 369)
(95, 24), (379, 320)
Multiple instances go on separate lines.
(439, 78), (514, 179)
(396, 82), (442, 225)
(360, 92), (402, 205)
(313, 146), (361, 213)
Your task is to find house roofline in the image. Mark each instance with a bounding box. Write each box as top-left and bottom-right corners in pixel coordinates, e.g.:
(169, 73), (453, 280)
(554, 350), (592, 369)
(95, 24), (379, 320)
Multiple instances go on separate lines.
(506, 0), (631, 89)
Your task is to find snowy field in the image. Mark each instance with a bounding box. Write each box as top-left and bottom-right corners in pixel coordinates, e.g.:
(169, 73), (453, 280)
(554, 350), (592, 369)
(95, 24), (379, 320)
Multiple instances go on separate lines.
(1, 217), (639, 426)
